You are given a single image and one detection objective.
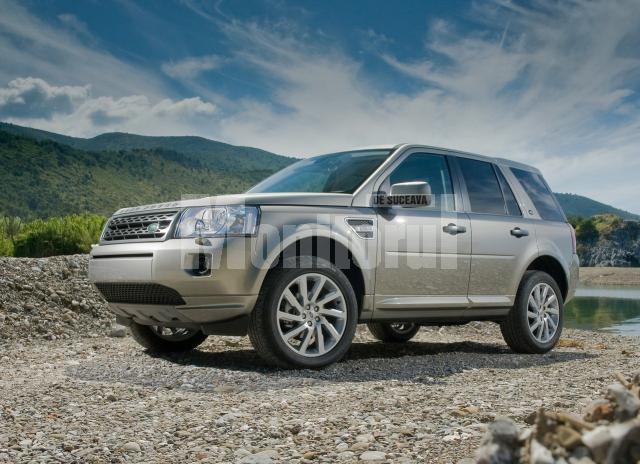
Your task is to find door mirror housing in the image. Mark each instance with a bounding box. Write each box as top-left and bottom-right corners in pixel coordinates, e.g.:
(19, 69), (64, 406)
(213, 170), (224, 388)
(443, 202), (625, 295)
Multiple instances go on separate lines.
(374, 181), (432, 208)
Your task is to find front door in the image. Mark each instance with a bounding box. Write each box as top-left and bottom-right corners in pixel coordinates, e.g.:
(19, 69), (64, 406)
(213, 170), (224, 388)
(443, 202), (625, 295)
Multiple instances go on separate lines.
(373, 152), (471, 319)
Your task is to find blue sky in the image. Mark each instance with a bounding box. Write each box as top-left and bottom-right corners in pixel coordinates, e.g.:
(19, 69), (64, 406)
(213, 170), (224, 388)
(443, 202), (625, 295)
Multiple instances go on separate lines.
(1, 0), (639, 212)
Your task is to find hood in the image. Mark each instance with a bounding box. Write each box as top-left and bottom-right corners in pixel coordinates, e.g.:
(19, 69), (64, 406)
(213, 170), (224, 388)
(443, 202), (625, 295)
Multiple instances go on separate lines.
(113, 192), (353, 215)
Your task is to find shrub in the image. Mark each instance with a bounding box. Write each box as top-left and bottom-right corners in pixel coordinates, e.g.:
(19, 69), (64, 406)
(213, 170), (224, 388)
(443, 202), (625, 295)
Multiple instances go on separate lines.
(12, 214), (106, 257)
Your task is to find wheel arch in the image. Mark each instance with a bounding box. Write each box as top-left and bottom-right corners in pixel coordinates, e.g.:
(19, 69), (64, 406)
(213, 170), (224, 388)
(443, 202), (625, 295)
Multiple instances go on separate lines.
(525, 255), (569, 301)
(258, 235), (367, 314)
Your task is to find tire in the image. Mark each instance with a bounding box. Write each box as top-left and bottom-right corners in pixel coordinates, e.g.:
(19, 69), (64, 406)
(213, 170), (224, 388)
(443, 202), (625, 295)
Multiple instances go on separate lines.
(130, 323), (208, 353)
(367, 322), (420, 342)
(500, 270), (564, 354)
(248, 256), (358, 369)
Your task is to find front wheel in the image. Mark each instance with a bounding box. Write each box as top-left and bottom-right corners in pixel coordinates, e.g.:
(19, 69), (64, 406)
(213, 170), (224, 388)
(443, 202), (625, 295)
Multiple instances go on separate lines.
(500, 270), (563, 354)
(249, 256), (358, 369)
(367, 322), (420, 342)
(130, 323), (208, 353)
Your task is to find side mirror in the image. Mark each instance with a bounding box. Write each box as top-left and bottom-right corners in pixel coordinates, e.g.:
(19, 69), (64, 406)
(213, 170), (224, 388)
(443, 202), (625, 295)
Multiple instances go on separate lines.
(374, 181), (432, 208)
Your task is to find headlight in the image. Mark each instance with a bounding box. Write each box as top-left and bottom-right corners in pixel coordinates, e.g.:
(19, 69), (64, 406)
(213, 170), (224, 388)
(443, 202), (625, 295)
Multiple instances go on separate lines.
(176, 206), (259, 238)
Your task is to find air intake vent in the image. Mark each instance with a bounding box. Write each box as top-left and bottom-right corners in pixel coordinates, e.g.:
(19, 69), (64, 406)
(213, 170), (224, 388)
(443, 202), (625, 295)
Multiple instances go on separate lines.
(101, 210), (179, 242)
(346, 218), (375, 239)
(95, 283), (186, 305)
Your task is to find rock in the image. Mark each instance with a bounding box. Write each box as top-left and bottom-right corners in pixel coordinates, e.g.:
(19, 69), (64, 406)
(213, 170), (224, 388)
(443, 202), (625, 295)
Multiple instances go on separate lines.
(239, 449), (277, 464)
(359, 450), (386, 461)
(606, 420), (640, 464)
(336, 442), (349, 452)
(475, 442), (512, 464)
(355, 433), (374, 443)
(122, 442), (141, 452)
(556, 425), (583, 450)
(108, 324), (127, 338)
(530, 439), (553, 464)
(606, 383), (640, 421)
(581, 426), (612, 462)
(350, 442), (370, 451)
(583, 399), (614, 422)
(487, 418), (520, 446)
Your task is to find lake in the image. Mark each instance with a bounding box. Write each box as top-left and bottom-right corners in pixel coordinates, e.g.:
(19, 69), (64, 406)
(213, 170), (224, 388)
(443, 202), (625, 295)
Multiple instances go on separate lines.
(565, 286), (640, 336)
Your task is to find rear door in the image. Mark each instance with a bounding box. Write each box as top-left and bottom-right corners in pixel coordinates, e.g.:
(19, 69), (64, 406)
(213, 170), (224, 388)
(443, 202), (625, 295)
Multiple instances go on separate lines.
(452, 157), (539, 307)
(373, 151), (471, 318)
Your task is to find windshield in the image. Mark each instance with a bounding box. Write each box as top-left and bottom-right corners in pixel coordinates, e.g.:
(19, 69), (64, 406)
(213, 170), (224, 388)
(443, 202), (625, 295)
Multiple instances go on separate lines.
(248, 149), (391, 194)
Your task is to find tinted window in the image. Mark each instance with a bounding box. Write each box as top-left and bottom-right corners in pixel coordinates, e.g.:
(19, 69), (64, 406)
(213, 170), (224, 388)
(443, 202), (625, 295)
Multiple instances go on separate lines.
(248, 150), (389, 194)
(458, 158), (506, 215)
(387, 153), (454, 211)
(495, 168), (522, 216)
(511, 168), (565, 222)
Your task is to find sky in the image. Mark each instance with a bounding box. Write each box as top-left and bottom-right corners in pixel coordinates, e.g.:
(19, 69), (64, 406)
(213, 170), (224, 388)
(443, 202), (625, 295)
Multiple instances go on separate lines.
(0, 0), (639, 213)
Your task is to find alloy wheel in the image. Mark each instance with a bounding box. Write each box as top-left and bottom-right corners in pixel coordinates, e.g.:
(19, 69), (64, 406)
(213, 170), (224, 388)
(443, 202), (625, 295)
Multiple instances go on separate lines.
(276, 273), (347, 357)
(526, 283), (560, 343)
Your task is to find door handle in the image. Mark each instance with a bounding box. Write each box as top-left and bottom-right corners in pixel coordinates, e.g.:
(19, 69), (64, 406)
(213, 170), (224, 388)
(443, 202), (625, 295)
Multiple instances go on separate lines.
(510, 227), (529, 238)
(442, 223), (466, 235)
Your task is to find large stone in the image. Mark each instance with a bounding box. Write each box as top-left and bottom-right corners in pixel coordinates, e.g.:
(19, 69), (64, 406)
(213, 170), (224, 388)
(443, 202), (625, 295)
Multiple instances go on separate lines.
(606, 384), (640, 421)
(122, 442), (141, 453)
(487, 418), (520, 446)
(581, 426), (612, 462)
(556, 425), (583, 450)
(359, 450), (386, 461)
(238, 450), (277, 464)
(530, 439), (553, 464)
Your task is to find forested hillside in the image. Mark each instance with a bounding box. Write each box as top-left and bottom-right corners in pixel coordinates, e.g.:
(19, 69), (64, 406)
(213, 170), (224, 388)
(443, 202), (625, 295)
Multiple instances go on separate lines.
(0, 130), (281, 218)
(1, 122), (639, 222)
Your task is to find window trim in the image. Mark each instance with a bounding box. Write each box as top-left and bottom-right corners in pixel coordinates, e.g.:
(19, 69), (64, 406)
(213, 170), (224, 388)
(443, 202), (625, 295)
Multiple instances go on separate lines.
(493, 164), (523, 217)
(451, 156), (518, 217)
(509, 167), (567, 223)
(371, 150), (460, 212)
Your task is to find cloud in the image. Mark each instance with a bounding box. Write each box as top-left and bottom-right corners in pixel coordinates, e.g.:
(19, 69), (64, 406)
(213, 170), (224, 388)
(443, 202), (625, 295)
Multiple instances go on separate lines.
(57, 13), (90, 37)
(0, 77), (216, 136)
(0, 77), (89, 118)
(0, 0), (168, 98)
(162, 55), (222, 79)
(82, 95), (216, 126)
(1, 0), (639, 212)
(203, 0), (640, 211)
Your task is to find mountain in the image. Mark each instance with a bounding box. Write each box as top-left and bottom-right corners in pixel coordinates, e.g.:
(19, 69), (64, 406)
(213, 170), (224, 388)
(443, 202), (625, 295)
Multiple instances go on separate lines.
(0, 129), (292, 219)
(555, 193), (639, 221)
(0, 122), (293, 179)
(1, 122), (637, 221)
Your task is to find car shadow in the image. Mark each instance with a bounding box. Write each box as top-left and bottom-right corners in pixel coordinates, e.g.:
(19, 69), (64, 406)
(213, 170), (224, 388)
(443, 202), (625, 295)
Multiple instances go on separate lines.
(67, 338), (596, 391)
(132, 339), (597, 388)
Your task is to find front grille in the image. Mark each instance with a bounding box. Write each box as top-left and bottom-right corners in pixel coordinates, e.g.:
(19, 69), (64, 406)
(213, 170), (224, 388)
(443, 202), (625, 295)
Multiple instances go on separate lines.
(101, 210), (179, 242)
(95, 283), (186, 305)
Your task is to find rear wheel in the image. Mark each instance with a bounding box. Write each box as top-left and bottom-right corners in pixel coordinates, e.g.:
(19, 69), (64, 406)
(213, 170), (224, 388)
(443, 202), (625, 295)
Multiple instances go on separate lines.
(130, 323), (208, 353)
(249, 256), (358, 369)
(501, 271), (563, 354)
(367, 322), (420, 342)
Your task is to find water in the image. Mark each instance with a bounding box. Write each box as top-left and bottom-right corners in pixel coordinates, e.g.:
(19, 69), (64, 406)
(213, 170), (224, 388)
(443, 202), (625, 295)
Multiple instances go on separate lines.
(565, 286), (640, 336)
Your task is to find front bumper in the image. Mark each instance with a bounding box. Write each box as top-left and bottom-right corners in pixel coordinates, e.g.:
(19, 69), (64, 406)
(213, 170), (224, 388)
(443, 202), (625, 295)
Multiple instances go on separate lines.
(89, 237), (261, 328)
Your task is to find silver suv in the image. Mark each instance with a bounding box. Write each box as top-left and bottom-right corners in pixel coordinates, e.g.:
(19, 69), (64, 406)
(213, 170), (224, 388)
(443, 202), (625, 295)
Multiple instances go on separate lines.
(89, 144), (579, 368)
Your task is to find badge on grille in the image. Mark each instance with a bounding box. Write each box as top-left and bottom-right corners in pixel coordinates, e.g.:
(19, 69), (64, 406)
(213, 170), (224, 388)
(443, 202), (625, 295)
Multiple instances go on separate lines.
(146, 222), (160, 233)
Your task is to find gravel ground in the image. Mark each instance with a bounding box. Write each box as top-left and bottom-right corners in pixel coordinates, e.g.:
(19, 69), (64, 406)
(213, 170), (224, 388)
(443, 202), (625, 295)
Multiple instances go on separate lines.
(1, 325), (639, 463)
(2, 256), (640, 463)
(0, 255), (113, 342)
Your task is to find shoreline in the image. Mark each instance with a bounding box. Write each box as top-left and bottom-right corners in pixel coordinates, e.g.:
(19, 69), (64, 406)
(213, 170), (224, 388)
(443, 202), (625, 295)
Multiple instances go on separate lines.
(579, 266), (640, 286)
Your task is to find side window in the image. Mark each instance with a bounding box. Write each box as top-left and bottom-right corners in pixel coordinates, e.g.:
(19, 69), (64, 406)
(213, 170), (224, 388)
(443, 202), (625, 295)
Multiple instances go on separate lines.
(510, 168), (565, 222)
(386, 153), (454, 211)
(458, 158), (506, 215)
(495, 168), (522, 216)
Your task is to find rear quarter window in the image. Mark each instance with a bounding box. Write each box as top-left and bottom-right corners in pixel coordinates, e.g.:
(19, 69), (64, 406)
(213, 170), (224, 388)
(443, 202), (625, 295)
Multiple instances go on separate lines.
(510, 168), (565, 222)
